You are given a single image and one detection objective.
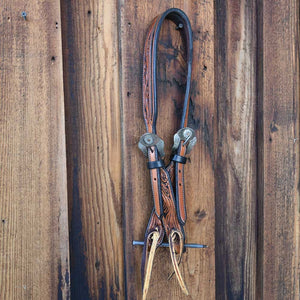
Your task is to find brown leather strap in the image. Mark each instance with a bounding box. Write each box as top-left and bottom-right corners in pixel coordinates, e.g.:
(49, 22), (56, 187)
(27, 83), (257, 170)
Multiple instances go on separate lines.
(142, 17), (163, 218)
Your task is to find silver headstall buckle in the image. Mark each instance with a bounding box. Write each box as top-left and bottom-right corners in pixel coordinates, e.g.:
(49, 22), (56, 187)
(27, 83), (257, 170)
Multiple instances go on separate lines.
(138, 133), (165, 158)
(172, 127), (197, 154)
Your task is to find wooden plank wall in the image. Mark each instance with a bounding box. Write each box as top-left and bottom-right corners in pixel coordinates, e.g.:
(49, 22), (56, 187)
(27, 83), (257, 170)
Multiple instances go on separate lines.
(60, 1), (123, 299)
(215, 1), (257, 298)
(0, 1), (70, 299)
(0, 0), (299, 299)
(256, 0), (300, 298)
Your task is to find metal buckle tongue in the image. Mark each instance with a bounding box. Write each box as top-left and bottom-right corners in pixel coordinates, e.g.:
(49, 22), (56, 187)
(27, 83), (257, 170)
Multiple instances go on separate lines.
(172, 127), (197, 154)
(138, 133), (165, 158)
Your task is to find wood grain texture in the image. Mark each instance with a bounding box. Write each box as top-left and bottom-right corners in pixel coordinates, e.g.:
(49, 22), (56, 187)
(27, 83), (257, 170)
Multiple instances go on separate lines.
(1, 1), (298, 299)
(215, 1), (257, 298)
(120, 1), (215, 299)
(0, 1), (70, 299)
(61, 1), (123, 299)
(256, 0), (300, 298)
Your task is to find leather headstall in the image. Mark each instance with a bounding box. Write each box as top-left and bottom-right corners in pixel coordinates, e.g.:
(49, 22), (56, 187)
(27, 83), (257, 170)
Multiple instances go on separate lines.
(138, 8), (197, 299)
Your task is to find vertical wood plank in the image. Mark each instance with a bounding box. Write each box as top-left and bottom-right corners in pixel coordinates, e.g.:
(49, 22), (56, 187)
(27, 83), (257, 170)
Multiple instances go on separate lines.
(0, 1), (70, 299)
(120, 1), (215, 299)
(256, 0), (300, 298)
(215, 1), (257, 298)
(61, 1), (123, 299)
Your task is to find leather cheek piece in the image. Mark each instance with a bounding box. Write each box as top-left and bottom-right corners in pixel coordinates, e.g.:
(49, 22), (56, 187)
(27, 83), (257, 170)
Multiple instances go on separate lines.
(176, 163), (187, 224)
(149, 168), (163, 218)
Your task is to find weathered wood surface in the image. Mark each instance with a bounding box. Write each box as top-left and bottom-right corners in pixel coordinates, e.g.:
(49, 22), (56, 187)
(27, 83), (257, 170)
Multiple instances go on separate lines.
(256, 0), (300, 299)
(215, 1), (257, 299)
(0, 0), (299, 299)
(120, 1), (215, 299)
(0, 1), (70, 299)
(61, 1), (123, 299)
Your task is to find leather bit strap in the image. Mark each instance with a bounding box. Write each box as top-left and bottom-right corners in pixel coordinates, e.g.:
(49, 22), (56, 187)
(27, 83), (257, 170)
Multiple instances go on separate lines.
(172, 127), (197, 224)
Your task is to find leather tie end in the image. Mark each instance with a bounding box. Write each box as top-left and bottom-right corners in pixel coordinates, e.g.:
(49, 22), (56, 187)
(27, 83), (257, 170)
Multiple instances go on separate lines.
(169, 231), (189, 295)
(142, 231), (160, 300)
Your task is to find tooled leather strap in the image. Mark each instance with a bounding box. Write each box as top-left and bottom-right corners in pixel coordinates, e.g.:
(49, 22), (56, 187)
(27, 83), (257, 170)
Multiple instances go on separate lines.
(141, 8), (193, 222)
(141, 17), (164, 218)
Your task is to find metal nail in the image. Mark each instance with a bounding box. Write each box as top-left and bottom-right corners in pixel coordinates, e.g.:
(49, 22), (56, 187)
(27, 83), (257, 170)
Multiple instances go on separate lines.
(21, 11), (27, 20)
(176, 23), (183, 30)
